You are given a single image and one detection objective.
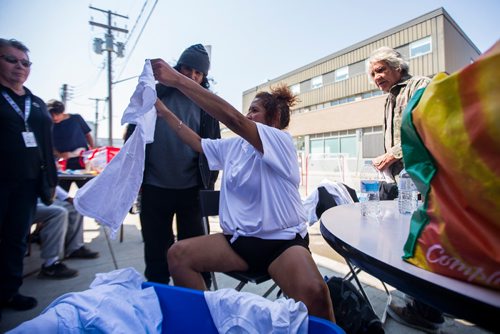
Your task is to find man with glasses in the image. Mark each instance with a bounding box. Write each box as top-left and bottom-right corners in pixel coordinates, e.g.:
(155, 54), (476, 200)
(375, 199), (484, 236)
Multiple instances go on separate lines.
(0, 54), (32, 68)
(0, 38), (58, 319)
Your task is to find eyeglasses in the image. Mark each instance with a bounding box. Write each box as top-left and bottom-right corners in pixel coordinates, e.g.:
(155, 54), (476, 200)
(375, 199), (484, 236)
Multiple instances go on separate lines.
(0, 54), (32, 68)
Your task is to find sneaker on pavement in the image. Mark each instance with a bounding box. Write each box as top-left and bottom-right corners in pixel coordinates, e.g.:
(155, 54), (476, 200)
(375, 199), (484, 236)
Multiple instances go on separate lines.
(387, 302), (441, 334)
(38, 262), (78, 279)
(1, 293), (38, 310)
(67, 246), (99, 259)
(402, 295), (445, 324)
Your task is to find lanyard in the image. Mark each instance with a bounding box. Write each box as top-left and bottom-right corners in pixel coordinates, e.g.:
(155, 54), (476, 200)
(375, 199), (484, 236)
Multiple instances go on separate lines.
(2, 91), (32, 131)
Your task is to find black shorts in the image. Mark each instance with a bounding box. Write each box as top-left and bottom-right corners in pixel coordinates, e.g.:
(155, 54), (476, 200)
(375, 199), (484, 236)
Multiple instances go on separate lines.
(224, 233), (310, 272)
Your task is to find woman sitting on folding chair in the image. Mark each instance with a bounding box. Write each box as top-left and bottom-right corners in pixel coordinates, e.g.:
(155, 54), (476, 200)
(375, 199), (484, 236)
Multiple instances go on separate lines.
(151, 59), (335, 323)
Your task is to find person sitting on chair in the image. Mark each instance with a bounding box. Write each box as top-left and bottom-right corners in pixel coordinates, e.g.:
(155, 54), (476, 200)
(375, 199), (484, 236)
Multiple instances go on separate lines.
(34, 186), (99, 279)
(151, 59), (335, 322)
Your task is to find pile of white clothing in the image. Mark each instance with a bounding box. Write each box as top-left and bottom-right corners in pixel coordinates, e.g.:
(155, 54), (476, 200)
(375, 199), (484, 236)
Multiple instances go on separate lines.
(205, 288), (308, 334)
(8, 268), (162, 334)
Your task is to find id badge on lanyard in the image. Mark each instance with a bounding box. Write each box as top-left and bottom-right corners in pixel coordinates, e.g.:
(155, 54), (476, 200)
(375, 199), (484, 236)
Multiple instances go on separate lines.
(2, 91), (37, 147)
(22, 131), (37, 147)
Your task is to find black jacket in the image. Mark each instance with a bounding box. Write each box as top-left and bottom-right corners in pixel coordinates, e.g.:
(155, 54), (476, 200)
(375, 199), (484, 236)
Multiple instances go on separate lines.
(126, 84), (220, 190)
(0, 85), (57, 187)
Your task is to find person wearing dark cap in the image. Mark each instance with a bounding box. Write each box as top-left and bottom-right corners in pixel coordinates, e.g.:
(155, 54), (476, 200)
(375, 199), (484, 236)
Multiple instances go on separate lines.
(134, 44), (220, 286)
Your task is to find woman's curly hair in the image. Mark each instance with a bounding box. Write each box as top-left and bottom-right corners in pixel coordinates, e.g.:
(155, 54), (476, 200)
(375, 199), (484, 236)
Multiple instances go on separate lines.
(255, 83), (299, 129)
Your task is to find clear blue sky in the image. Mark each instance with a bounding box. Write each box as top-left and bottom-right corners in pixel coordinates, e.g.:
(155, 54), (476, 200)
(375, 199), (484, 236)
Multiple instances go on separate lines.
(1, 0), (499, 140)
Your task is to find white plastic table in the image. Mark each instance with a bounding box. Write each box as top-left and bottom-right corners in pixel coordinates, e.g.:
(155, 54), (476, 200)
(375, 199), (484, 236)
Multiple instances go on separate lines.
(320, 201), (499, 331)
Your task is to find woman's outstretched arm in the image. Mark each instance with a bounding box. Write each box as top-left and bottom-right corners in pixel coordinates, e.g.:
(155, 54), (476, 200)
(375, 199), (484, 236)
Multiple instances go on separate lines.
(151, 58), (263, 152)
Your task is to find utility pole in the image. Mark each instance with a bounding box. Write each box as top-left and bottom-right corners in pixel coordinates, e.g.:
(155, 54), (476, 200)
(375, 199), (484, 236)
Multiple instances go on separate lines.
(60, 84), (73, 106)
(89, 6), (128, 146)
(89, 97), (107, 145)
(60, 84), (67, 104)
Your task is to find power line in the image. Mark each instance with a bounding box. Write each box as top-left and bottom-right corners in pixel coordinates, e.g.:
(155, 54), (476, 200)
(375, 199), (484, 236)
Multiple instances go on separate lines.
(116, 0), (158, 80)
(124, 0), (149, 47)
(113, 75), (139, 85)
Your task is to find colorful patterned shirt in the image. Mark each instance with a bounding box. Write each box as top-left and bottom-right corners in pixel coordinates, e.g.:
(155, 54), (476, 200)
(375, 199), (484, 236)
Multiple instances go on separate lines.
(384, 74), (431, 159)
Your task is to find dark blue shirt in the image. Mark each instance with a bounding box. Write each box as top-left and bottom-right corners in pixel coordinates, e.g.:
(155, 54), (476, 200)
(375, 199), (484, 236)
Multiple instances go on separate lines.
(52, 114), (91, 152)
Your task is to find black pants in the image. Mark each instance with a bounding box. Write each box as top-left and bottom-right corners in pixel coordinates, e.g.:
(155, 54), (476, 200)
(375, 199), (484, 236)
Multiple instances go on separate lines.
(58, 178), (89, 192)
(0, 179), (38, 301)
(139, 184), (206, 284)
(389, 159), (404, 179)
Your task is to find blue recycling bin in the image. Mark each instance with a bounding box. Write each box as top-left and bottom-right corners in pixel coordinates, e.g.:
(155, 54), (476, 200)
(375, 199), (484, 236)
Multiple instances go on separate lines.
(143, 282), (345, 334)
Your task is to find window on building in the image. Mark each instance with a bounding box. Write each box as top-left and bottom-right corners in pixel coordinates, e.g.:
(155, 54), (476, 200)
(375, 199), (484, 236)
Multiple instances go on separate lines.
(362, 92), (372, 99)
(311, 75), (323, 89)
(310, 139), (324, 154)
(310, 133), (358, 157)
(300, 80), (311, 93)
(362, 127), (384, 158)
(362, 89), (384, 99)
(410, 36), (432, 58)
(340, 135), (357, 157)
(395, 45), (410, 60)
(335, 66), (349, 82)
(294, 136), (305, 152)
(290, 84), (300, 94)
(349, 60), (365, 77)
(323, 71), (335, 85)
(325, 138), (340, 154)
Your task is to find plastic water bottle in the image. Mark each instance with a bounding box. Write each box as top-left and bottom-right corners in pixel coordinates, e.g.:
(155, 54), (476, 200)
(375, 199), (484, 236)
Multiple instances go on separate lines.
(359, 161), (380, 217)
(398, 169), (419, 214)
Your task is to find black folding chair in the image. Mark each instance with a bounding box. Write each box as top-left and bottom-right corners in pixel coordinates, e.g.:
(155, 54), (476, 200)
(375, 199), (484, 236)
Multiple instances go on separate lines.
(199, 190), (278, 298)
(316, 184), (390, 321)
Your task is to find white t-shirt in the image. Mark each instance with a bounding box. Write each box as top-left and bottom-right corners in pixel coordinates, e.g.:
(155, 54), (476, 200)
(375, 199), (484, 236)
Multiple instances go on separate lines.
(204, 288), (308, 334)
(201, 123), (307, 242)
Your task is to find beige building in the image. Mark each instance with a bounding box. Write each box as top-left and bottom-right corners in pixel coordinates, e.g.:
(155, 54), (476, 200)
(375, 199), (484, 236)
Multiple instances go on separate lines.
(235, 7), (481, 190)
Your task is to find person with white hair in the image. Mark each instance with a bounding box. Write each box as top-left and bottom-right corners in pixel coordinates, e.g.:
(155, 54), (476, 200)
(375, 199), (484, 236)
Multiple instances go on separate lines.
(367, 47), (445, 333)
(367, 46), (430, 181)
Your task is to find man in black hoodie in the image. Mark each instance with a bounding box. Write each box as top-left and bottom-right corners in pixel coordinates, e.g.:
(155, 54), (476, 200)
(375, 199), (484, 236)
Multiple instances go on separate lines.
(136, 44), (220, 286)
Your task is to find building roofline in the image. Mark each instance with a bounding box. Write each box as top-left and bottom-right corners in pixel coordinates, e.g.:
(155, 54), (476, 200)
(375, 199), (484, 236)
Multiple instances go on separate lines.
(244, 7), (480, 94)
(438, 7), (481, 55)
